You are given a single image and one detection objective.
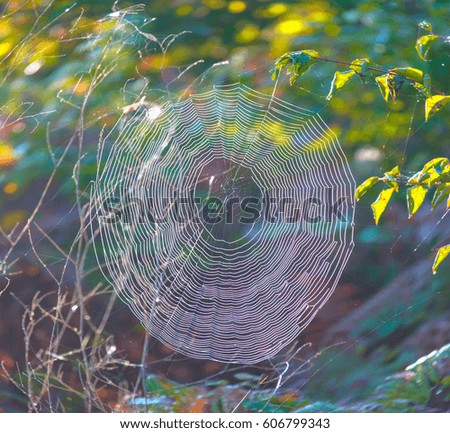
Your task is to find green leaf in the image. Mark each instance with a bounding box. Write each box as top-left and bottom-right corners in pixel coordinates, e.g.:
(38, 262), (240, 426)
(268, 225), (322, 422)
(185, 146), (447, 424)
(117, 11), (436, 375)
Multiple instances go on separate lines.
(375, 74), (390, 102)
(391, 67), (424, 83)
(355, 176), (380, 200)
(274, 50), (320, 85)
(371, 187), (395, 225)
(425, 95), (450, 121)
(416, 34), (439, 60)
(432, 245), (450, 274)
(418, 21), (433, 32)
(406, 185), (428, 217)
(271, 53), (292, 80)
(431, 183), (450, 210)
(270, 67), (280, 81)
(326, 70), (356, 100)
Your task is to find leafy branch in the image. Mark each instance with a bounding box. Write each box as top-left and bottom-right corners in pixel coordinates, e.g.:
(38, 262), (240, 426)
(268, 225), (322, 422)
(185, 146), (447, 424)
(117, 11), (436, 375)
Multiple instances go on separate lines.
(270, 21), (450, 121)
(271, 21), (450, 273)
(355, 158), (450, 274)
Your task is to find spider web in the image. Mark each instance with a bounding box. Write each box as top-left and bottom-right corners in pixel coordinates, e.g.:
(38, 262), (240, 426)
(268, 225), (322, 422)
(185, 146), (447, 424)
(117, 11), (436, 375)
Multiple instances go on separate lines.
(91, 82), (356, 364)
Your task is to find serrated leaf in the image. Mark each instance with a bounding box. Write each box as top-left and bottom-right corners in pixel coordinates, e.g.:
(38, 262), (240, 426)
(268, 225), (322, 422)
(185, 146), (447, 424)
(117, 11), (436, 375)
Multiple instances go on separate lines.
(416, 34), (439, 60)
(391, 67), (424, 83)
(326, 69), (356, 100)
(425, 95), (450, 121)
(431, 183), (450, 210)
(355, 176), (380, 200)
(371, 187), (395, 225)
(432, 244), (450, 274)
(418, 21), (433, 32)
(406, 185), (428, 217)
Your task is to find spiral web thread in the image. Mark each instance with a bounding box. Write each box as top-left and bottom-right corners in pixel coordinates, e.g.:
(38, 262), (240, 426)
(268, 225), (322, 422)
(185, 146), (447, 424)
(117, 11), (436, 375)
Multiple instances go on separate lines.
(92, 83), (355, 364)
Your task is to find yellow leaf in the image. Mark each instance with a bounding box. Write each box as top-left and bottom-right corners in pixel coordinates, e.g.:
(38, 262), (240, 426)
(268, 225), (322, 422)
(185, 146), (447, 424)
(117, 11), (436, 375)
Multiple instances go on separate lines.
(383, 166), (400, 191)
(284, 50), (320, 85)
(418, 21), (433, 32)
(384, 165), (400, 180)
(425, 95), (450, 121)
(431, 183), (450, 210)
(355, 176), (380, 200)
(350, 58), (370, 75)
(413, 82), (432, 98)
(432, 244), (450, 274)
(422, 157), (449, 172)
(326, 70), (356, 100)
(391, 67), (424, 83)
(375, 75), (390, 102)
(406, 185), (428, 218)
(371, 187), (395, 225)
(416, 34), (439, 60)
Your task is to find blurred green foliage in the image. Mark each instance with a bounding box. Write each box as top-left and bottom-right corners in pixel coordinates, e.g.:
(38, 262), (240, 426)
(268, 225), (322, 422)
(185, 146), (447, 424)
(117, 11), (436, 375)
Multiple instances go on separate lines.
(269, 17), (450, 270)
(0, 0), (448, 192)
(126, 344), (449, 412)
(0, 0), (444, 290)
(0, 0), (449, 413)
